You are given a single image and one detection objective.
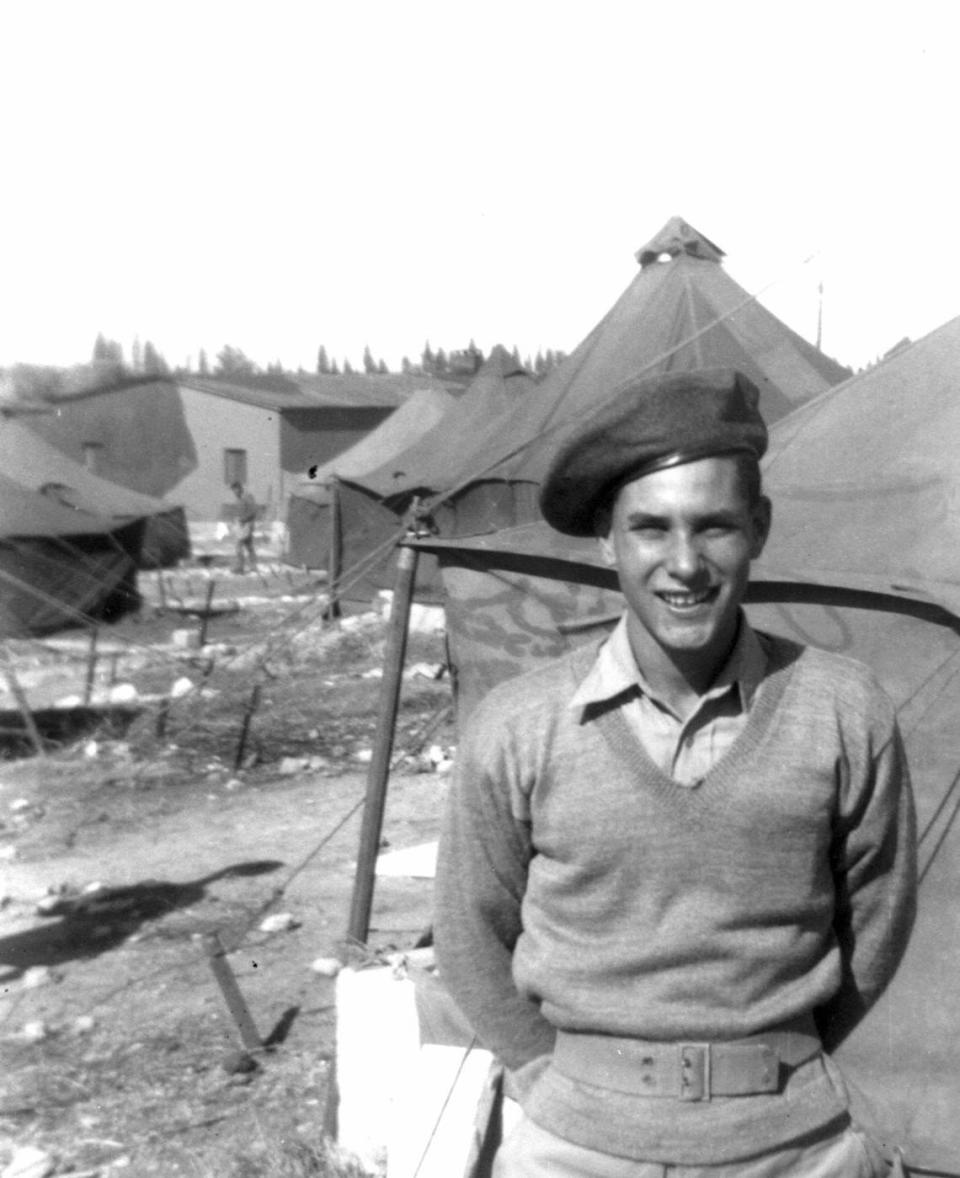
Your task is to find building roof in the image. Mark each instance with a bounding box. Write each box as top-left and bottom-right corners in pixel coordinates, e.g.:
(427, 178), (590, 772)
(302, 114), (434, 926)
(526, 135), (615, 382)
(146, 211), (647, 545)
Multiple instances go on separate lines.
(179, 373), (453, 413)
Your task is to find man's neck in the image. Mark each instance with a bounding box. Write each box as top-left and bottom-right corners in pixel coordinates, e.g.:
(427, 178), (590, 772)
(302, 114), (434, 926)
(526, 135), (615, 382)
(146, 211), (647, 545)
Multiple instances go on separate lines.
(625, 616), (739, 721)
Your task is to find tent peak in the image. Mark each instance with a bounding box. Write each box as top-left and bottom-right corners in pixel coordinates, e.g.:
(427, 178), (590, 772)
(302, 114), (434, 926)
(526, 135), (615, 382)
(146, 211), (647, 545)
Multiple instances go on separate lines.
(635, 217), (725, 268)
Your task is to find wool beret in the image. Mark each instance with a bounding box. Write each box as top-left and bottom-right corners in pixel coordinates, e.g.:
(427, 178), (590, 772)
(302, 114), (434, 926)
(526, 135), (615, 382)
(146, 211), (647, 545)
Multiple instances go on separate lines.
(539, 368), (768, 536)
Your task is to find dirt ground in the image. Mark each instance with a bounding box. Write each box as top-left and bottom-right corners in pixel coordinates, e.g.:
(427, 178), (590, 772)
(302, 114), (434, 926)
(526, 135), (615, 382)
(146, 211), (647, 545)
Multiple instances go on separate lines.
(0, 562), (455, 1177)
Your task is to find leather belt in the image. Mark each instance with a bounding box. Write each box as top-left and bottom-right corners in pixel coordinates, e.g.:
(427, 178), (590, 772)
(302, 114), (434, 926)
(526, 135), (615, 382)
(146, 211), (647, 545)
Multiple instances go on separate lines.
(552, 1014), (821, 1101)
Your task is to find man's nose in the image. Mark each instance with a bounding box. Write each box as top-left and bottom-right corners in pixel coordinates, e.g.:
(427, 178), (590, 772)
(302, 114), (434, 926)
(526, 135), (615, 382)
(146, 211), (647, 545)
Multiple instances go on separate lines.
(664, 533), (703, 578)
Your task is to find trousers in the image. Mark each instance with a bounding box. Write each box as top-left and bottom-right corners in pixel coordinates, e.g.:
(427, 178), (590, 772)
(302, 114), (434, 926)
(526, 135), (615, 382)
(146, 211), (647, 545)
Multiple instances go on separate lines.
(492, 1115), (896, 1178)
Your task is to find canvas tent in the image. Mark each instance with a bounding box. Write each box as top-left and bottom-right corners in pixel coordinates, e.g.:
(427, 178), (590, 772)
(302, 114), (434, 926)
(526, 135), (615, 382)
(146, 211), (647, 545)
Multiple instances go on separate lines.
(0, 471), (143, 637)
(333, 220), (849, 602)
(396, 315), (960, 1173)
(286, 386), (457, 569)
(0, 417), (189, 568)
(316, 347), (535, 600)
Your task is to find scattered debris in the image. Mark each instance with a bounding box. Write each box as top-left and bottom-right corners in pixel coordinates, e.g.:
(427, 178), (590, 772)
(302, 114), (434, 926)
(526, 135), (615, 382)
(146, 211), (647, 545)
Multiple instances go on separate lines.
(220, 1048), (259, 1075)
(170, 676), (194, 699)
(20, 966), (56, 990)
(20, 1019), (51, 1043)
(405, 662), (445, 680)
(1, 1145), (55, 1178)
(259, 912), (300, 934)
(310, 956), (343, 978)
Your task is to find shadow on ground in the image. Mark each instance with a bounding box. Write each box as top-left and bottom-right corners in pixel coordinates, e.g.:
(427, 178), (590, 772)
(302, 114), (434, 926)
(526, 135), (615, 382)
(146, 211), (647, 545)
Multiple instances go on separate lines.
(0, 859), (284, 979)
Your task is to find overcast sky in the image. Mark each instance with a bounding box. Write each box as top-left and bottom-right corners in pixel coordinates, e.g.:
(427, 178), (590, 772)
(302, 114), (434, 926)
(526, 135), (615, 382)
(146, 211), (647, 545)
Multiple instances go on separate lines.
(1, 1), (957, 375)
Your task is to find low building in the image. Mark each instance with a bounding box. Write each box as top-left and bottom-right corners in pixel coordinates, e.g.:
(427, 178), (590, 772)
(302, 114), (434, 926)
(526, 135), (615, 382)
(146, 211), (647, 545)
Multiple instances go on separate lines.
(174, 374), (450, 527)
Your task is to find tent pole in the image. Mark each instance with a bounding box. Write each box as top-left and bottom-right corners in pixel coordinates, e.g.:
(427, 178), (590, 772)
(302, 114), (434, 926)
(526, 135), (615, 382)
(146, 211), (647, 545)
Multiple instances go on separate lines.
(346, 539), (419, 947)
(0, 646), (46, 758)
(327, 479), (343, 621)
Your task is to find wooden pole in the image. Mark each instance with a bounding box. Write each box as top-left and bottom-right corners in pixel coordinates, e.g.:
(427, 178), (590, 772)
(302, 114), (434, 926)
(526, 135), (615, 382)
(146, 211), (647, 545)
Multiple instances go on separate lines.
(346, 541), (419, 945)
(83, 625), (99, 706)
(202, 932), (262, 1051)
(234, 683), (262, 771)
(0, 646), (46, 758)
(326, 479), (343, 621)
(156, 569), (168, 613)
(197, 579), (217, 648)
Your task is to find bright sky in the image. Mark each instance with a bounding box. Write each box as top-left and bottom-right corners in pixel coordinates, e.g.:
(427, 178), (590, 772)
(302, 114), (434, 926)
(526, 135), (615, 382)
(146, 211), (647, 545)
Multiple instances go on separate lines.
(1, 1), (957, 375)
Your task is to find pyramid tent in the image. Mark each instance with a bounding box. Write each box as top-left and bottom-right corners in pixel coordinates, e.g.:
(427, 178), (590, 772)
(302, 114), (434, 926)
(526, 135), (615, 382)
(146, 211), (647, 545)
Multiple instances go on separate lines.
(285, 386), (456, 569)
(0, 471), (144, 636)
(354, 345), (536, 500)
(401, 314), (960, 1171)
(311, 348), (535, 597)
(0, 417), (189, 569)
(334, 220), (849, 600)
(426, 218), (847, 512)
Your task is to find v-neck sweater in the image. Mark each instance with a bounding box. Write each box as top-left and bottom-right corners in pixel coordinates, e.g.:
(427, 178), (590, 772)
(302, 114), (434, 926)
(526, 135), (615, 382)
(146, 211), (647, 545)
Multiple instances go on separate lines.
(434, 629), (917, 1163)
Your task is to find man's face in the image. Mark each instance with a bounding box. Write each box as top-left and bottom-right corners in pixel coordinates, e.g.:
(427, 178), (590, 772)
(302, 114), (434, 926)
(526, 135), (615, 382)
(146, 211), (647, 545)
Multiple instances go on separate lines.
(598, 456), (770, 669)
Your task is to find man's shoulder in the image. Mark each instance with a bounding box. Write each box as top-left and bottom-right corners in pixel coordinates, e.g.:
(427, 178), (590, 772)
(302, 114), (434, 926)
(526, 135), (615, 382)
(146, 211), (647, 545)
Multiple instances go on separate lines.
(756, 629), (893, 716)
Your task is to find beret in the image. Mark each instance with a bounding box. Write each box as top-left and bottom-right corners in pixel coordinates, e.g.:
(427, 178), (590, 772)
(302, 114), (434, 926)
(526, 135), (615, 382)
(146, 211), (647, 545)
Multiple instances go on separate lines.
(539, 368), (768, 536)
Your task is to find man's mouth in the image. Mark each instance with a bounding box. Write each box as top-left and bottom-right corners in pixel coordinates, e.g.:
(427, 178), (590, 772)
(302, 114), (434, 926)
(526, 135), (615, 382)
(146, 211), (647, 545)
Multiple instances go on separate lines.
(656, 587), (718, 610)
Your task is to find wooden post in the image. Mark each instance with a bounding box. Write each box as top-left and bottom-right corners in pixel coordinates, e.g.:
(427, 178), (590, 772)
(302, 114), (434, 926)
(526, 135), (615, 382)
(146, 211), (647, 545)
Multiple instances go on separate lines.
(156, 570), (168, 613)
(155, 697), (171, 740)
(0, 646), (46, 758)
(326, 479), (343, 621)
(83, 626), (99, 706)
(234, 684), (262, 771)
(197, 579), (217, 648)
(202, 932), (262, 1051)
(346, 541), (419, 945)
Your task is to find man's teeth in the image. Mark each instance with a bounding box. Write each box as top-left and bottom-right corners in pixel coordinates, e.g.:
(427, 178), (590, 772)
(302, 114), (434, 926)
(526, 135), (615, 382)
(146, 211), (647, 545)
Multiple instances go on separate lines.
(659, 589), (713, 606)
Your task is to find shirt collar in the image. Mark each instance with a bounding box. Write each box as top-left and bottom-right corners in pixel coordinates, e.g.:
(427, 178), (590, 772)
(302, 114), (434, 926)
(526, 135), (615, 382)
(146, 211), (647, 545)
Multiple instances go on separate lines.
(570, 612), (766, 717)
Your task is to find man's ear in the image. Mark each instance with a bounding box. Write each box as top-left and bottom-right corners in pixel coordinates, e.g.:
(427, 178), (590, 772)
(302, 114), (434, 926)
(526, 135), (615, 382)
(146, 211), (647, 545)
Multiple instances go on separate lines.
(597, 533), (617, 567)
(750, 496), (773, 559)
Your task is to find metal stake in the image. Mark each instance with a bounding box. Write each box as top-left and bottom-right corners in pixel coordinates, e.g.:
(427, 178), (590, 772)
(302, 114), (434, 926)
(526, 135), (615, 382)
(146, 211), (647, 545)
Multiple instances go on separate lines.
(202, 931), (262, 1051)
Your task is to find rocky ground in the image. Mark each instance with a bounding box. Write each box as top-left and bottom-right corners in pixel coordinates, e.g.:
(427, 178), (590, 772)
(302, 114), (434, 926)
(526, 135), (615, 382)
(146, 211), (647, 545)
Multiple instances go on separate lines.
(0, 560), (456, 1177)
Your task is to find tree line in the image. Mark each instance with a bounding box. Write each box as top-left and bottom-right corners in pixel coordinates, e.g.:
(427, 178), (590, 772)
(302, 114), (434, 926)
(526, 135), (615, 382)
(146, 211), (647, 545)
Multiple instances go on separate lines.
(0, 336), (569, 404)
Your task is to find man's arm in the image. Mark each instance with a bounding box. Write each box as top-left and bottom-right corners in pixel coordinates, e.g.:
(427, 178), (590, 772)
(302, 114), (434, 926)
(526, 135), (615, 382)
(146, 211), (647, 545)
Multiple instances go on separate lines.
(817, 719), (917, 1052)
(433, 703), (556, 1090)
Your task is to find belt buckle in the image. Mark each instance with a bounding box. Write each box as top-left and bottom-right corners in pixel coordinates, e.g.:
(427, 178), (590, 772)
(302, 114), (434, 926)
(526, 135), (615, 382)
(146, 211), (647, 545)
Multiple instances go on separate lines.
(679, 1043), (710, 1101)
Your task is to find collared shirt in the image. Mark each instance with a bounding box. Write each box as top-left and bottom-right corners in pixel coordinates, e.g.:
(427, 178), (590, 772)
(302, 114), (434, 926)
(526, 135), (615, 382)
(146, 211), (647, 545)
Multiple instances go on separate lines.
(569, 613), (767, 785)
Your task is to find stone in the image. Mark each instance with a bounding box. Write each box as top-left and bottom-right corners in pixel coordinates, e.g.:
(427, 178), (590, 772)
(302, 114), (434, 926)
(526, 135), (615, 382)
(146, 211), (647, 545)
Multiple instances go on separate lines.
(259, 912), (300, 934)
(1, 1145), (55, 1178)
(310, 956), (343, 978)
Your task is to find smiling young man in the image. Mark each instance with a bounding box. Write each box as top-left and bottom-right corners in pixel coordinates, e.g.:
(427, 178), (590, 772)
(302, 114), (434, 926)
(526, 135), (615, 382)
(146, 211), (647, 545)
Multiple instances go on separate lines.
(433, 369), (917, 1176)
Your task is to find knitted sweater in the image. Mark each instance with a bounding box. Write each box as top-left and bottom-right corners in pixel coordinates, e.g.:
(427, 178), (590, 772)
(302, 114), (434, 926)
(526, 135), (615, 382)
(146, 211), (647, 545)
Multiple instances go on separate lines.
(433, 629), (917, 1163)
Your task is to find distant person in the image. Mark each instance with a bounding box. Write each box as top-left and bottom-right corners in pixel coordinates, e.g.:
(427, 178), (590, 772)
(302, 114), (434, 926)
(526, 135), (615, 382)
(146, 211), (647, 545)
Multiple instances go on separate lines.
(230, 481), (258, 574)
(434, 369), (917, 1177)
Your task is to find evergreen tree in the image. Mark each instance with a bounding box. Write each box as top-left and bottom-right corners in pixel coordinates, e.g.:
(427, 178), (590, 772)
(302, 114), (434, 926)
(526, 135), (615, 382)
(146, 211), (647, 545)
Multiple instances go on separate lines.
(401, 356), (413, 375)
(92, 334), (124, 366)
(343, 357), (355, 375)
(198, 348), (210, 376)
(434, 347), (448, 374)
(362, 345), (377, 374)
(142, 340), (169, 375)
(421, 341), (435, 373)
(377, 359), (389, 374)
(330, 358), (340, 375)
(317, 345), (330, 374)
